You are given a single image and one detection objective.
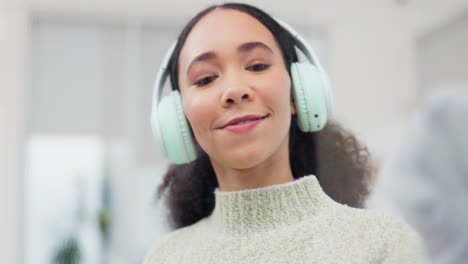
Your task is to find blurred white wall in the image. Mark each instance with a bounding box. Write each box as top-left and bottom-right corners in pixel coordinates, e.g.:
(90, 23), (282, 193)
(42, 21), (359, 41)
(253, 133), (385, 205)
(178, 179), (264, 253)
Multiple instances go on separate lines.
(28, 20), (128, 135)
(0, 0), (27, 263)
(24, 18), (183, 262)
(418, 10), (468, 94)
(367, 5), (468, 216)
(2, 0), (468, 263)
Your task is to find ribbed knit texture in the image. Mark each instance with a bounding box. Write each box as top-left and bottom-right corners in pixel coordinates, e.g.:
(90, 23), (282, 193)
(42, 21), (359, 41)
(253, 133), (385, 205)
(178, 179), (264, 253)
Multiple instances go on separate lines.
(143, 175), (425, 263)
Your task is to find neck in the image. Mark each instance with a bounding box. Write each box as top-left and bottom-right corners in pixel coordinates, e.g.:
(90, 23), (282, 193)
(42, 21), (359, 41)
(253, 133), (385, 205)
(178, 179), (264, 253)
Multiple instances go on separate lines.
(209, 175), (333, 237)
(211, 137), (293, 192)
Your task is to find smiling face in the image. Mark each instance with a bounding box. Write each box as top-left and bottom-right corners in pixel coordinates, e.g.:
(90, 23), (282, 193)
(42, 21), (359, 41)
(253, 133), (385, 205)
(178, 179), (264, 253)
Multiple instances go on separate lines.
(178, 8), (295, 170)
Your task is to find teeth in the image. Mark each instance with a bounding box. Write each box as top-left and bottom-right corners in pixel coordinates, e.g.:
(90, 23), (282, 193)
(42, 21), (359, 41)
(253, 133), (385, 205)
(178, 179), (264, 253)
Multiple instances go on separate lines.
(236, 120), (251, 125)
(233, 117), (261, 126)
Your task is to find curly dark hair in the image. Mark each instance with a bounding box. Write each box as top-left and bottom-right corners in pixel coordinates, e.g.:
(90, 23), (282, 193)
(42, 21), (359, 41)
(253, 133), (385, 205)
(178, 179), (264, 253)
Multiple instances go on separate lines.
(155, 2), (375, 230)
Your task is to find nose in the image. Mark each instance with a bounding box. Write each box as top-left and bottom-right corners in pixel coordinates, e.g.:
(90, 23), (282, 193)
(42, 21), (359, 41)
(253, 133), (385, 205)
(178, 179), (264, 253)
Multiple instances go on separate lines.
(221, 83), (254, 108)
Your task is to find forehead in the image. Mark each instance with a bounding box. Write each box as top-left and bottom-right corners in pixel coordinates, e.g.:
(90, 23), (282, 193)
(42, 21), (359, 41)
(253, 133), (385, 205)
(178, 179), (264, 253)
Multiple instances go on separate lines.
(179, 9), (280, 64)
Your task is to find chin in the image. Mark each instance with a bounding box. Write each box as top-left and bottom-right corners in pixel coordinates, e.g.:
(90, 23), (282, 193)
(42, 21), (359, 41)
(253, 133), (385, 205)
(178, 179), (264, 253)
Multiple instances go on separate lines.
(227, 158), (262, 170)
(220, 146), (270, 169)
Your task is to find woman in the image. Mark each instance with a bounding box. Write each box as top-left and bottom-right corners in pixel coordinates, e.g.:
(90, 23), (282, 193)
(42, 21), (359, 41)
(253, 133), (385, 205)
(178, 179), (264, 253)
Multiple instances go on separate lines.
(144, 3), (424, 263)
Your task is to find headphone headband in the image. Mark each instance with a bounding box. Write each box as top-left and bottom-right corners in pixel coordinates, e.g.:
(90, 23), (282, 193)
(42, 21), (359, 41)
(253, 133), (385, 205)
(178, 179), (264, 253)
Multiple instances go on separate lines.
(272, 17), (333, 117)
(151, 41), (176, 157)
(152, 17), (332, 111)
(151, 16), (333, 158)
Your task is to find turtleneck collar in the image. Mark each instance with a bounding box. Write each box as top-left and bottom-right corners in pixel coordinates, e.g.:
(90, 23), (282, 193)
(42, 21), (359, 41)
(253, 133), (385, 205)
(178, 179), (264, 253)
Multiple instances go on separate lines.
(208, 175), (334, 237)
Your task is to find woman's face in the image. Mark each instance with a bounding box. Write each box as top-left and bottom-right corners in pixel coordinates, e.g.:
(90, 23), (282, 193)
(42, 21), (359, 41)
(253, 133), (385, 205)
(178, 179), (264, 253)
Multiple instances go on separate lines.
(178, 9), (295, 169)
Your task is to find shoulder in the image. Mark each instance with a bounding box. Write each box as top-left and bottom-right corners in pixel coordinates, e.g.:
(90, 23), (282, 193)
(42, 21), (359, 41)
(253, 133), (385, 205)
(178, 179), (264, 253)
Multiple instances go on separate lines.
(357, 208), (422, 245)
(368, 210), (426, 263)
(337, 203), (423, 244)
(142, 218), (209, 264)
(325, 204), (426, 262)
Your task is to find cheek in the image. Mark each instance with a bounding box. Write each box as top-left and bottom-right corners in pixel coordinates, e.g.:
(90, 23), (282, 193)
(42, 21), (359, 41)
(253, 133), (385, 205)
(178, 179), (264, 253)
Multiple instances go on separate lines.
(279, 71), (293, 110)
(260, 68), (292, 111)
(182, 92), (215, 137)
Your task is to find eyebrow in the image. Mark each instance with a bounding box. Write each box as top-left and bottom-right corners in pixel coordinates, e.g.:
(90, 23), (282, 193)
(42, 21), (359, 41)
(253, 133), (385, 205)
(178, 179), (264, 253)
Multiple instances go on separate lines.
(185, 41), (274, 75)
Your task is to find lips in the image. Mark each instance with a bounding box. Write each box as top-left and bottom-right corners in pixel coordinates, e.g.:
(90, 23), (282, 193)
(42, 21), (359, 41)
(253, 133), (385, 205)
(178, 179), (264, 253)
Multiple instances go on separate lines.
(218, 114), (269, 129)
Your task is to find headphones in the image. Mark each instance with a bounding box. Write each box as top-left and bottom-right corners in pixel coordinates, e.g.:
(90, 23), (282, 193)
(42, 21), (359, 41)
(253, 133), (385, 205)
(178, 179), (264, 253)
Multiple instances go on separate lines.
(151, 17), (335, 164)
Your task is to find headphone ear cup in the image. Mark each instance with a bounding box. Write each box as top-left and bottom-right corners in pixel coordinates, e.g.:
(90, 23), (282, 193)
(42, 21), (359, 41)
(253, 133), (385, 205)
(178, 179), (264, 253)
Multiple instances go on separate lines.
(150, 101), (165, 159)
(321, 70), (335, 117)
(291, 62), (328, 132)
(155, 90), (197, 164)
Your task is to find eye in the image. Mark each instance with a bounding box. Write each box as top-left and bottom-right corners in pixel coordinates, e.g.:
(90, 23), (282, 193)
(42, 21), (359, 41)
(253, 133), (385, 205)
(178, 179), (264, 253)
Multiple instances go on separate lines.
(246, 63), (270, 72)
(194, 76), (218, 87)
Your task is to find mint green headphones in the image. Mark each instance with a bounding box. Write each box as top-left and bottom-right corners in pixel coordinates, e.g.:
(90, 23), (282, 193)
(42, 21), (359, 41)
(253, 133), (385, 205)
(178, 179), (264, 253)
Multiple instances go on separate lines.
(151, 17), (335, 164)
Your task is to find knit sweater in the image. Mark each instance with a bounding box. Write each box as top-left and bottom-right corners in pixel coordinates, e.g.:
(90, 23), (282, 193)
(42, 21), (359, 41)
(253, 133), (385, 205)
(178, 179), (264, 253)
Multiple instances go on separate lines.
(143, 175), (425, 263)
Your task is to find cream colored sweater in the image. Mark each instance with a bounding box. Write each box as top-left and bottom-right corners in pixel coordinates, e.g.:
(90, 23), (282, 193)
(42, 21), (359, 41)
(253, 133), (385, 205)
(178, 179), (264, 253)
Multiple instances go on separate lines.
(143, 175), (425, 263)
